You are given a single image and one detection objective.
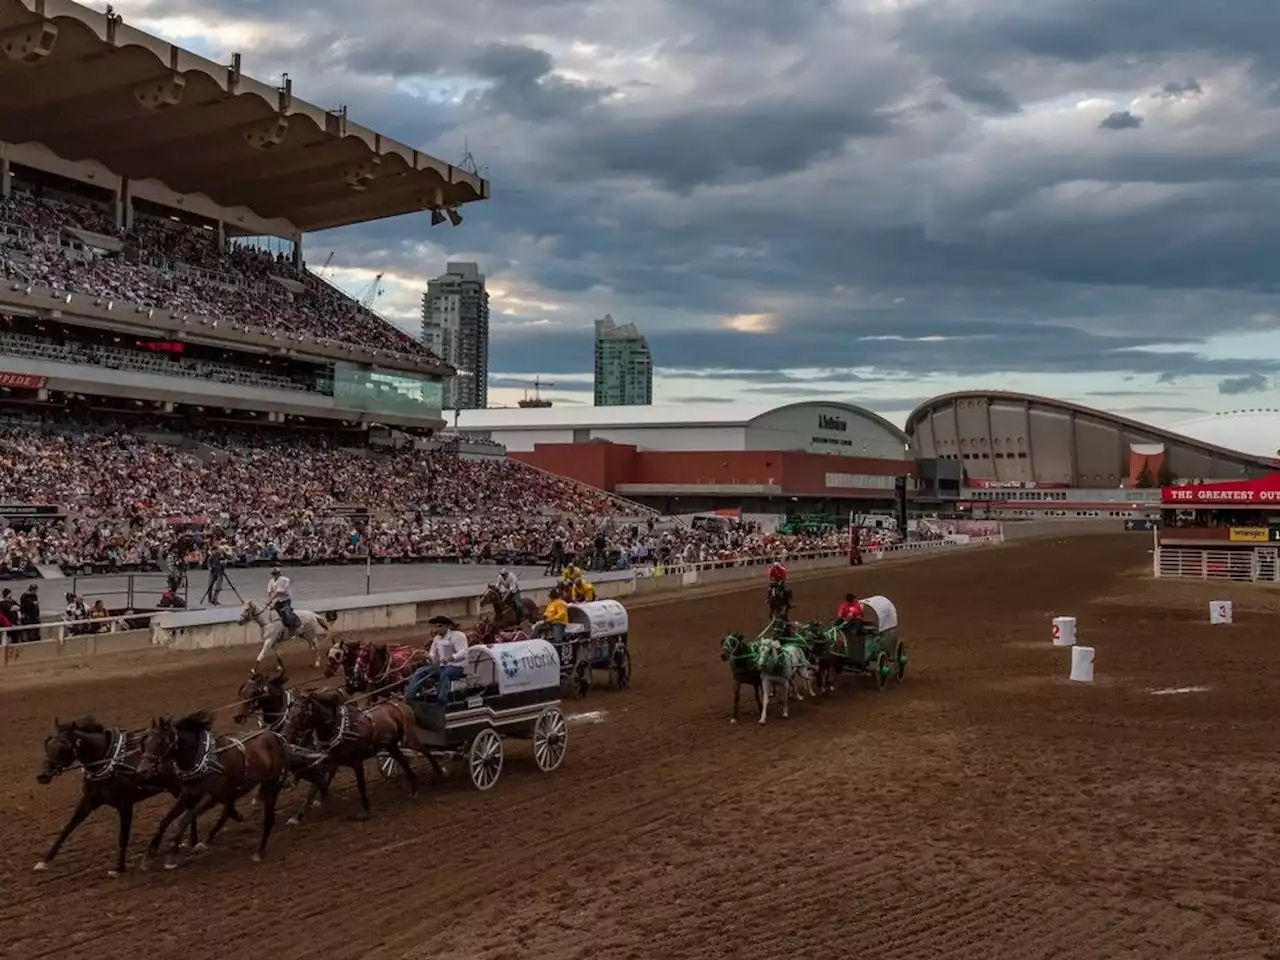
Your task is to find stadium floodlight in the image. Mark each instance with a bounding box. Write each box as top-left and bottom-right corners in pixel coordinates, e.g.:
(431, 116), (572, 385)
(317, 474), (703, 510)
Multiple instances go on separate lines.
(446, 206), (463, 227)
(431, 208), (446, 226)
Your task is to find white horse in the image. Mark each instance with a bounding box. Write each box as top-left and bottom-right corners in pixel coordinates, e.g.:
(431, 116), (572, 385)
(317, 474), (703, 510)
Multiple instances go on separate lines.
(238, 599), (332, 670)
(756, 638), (815, 725)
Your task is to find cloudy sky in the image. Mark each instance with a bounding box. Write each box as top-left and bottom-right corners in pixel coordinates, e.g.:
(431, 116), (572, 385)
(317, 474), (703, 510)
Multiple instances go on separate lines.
(102, 0), (1280, 425)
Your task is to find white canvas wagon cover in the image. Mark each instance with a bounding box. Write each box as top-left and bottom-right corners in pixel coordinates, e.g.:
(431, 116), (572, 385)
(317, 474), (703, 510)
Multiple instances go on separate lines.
(481, 639), (561, 696)
(567, 599), (628, 637)
(861, 595), (898, 632)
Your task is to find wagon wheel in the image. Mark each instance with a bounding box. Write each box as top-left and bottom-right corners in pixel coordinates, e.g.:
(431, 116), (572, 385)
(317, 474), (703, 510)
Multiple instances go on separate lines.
(571, 659), (592, 699)
(532, 707), (568, 772)
(873, 651), (891, 691)
(893, 641), (907, 683)
(468, 728), (504, 791)
(609, 645), (631, 690)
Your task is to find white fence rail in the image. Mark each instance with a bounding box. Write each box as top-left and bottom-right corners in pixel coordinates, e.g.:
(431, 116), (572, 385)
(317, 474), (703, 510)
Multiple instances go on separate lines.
(1155, 546), (1280, 583)
(0, 611), (157, 645)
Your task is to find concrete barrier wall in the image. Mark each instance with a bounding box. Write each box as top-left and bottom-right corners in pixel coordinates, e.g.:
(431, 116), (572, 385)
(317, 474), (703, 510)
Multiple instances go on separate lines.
(0, 535), (1005, 669)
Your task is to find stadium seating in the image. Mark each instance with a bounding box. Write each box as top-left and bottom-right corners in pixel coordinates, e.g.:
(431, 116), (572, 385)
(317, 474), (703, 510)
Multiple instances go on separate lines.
(0, 189), (435, 364)
(0, 423), (893, 576)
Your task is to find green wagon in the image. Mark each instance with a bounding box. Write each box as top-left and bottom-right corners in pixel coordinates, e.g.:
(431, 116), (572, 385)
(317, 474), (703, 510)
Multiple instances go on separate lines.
(829, 594), (907, 689)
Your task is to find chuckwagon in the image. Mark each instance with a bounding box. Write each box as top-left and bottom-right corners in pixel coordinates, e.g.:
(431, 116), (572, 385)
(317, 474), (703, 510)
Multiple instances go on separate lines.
(828, 595), (907, 689)
(533, 599), (632, 698)
(378, 639), (568, 790)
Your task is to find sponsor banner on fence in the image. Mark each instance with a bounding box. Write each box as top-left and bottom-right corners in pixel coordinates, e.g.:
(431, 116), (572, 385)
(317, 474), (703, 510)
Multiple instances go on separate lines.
(0, 372), (47, 390)
(1228, 526), (1270, 543)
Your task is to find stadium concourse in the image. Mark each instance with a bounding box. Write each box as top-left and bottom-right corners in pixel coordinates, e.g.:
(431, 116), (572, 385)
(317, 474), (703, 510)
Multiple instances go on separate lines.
(4, 535), (1278, 959)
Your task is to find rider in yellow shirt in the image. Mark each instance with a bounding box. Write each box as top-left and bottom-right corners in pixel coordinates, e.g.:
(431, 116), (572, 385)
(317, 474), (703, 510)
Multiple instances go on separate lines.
(573, 577), (597, 602)
(543, 586), (570, 643)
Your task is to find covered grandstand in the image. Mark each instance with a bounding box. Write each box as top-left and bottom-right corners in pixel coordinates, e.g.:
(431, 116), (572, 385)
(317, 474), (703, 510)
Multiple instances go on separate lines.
(907, 391), (1276, 488)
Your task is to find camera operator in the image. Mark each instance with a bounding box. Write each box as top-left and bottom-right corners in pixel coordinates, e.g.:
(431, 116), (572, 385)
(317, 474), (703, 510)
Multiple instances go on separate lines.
(205, 540), (229, 605)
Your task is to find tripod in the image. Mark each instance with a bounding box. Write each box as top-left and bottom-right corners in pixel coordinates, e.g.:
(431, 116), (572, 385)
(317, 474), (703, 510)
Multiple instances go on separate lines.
(201, 566), (243, 606)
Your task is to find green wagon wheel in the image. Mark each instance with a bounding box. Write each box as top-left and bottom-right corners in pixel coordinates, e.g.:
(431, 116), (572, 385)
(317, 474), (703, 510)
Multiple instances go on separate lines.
(873, 651), (891, 691)
(893, 640), (907, 683)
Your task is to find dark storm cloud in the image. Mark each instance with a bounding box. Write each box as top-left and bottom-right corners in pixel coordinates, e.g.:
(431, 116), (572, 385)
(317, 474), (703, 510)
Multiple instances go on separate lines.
(1098, 110), (1142, 130)
(114, 0), (1280, 401)
(1218, 373), (1270, 395)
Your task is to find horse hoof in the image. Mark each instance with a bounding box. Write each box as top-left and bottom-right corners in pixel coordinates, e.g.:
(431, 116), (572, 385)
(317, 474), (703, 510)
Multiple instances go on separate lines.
(729, 718), (737, 724)
(193, 842), (208, 853)
(33, 861), (48, 872)
(107, 869), (120, 878)
(286, 817), (300, 826)
(164, 860), (180, 871)
(251, 853), (262, 863)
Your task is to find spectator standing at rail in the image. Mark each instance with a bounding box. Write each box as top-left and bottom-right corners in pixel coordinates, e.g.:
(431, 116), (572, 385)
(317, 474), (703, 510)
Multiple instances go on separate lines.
(205, 542), (227, 605)
(19, 584), (40, 643)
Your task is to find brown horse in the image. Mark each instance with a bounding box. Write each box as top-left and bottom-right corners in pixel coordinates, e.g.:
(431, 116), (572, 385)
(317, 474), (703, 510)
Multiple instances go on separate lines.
(137, 711), (288, 867)
(324, 639), (427, 697)
(479, 586), (540, 628)
(234, 666), (337, 809)
(279, 689), (433, 821)
(470, 616), (530, 646)
(35, 716), (239, 877)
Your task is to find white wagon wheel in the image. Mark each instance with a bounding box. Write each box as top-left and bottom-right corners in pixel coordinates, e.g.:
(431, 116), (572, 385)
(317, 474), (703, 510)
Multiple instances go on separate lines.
(468, 728), (504, 791)
(532, 707), (568, 772)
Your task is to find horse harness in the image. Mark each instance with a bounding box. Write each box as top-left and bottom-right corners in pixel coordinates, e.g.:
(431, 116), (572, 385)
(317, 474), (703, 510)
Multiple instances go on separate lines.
(174, 729), (274, 783)
(82, 728), (136, 782)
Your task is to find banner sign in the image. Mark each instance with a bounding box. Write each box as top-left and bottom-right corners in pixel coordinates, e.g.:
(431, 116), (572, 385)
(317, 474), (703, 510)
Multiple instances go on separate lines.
(0, 504), (61, 518)
(0, 373), (47, 390)
(1228, 527), (1270, 543)
(1164, 485), (1280, 505)
(328, 506), (370, 520)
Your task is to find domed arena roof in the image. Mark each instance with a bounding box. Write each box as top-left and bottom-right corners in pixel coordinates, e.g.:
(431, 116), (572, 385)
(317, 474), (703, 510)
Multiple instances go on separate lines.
(1172, 410), (1280, 460)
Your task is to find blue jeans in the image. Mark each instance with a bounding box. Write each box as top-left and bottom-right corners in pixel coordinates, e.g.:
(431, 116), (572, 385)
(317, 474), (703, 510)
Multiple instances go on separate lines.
(406, 664), (463, 704)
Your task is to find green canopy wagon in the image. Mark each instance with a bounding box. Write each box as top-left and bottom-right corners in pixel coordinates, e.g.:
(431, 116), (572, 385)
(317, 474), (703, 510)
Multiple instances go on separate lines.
(830, 594), (907, 690)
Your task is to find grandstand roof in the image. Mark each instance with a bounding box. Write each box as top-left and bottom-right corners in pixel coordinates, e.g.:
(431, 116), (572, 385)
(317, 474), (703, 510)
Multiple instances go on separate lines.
(0, 0), (488, 233)
(456, 400), (910, 441)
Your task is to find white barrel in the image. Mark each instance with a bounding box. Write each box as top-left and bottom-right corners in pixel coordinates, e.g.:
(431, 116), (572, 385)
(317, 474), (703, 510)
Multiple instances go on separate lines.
(1209, 601), (1233, 625)
(1069, 646), (1095, 683)
(1052, 616), (1077, 646)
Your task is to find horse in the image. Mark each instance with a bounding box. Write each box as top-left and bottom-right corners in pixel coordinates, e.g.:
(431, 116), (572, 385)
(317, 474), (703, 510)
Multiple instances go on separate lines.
(470, 616), (530, 646)
(234, 666), (337, 809)
(799, 621), (839, 695)
(720, 633), (763, 724)
(755, 638), (815, 724)
(324, 639), (427, 696)
(767, 582), (792, 621)
(238, 598), (336, 671)
(35, 716), (240, 877)
(479, 585), (540, 629)
(137, 711), (288, 867)
(278, 689), (435, 822)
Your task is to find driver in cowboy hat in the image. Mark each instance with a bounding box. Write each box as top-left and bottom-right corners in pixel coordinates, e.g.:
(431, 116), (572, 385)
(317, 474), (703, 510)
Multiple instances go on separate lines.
(406, 616), (470, 704)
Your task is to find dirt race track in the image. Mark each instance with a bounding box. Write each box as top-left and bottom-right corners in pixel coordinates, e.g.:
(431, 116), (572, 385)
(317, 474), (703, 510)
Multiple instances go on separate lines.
(3, 533), (1280, 960)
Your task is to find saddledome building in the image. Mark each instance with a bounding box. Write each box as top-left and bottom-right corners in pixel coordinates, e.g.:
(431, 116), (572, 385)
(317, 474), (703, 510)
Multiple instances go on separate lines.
(905, 392), (1276, 487)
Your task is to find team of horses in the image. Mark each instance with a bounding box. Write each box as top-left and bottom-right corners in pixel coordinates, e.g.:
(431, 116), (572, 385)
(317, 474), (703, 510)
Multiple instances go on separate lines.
(35, 601), (539, 876)
(721, 615), (855, 725)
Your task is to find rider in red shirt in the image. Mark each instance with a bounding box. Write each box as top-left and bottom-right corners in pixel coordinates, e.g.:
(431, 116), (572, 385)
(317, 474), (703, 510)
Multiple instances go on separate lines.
(837, 594), (862, 623)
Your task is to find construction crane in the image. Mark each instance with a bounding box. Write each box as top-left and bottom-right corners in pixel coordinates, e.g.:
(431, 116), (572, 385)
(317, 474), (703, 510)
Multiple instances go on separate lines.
(516, 375), (554, 408)
(358, 272), (384, 310)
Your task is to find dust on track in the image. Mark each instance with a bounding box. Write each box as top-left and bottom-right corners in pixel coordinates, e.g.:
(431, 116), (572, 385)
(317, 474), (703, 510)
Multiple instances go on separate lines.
(2, 534), (1279, 960)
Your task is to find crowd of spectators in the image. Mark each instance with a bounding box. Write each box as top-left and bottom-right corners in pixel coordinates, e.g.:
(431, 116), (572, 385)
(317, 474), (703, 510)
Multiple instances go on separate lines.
(0, 422), (905, 578)
(0, 188), (433, 363)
